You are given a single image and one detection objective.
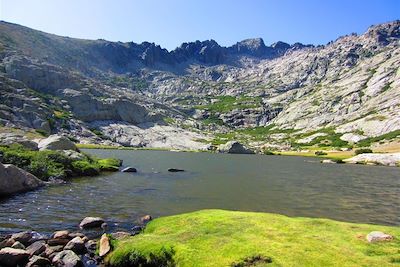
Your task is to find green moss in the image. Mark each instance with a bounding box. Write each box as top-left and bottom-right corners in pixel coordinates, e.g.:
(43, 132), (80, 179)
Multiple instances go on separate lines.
(107, 210), (400, 267)
(0, 145), (120, 180)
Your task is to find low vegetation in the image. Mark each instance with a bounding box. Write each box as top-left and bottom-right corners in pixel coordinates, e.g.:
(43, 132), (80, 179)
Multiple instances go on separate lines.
(355, 148), (373, 155)
(106, 209), (400, 267)
(0, 144), (121, 181)
(357, 130), (400, 147)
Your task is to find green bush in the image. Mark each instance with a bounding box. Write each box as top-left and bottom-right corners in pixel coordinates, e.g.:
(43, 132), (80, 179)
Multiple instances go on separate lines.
(354, 148), (373, 155)
(98, 158), (122, 171)
(315, 151), (327, 156)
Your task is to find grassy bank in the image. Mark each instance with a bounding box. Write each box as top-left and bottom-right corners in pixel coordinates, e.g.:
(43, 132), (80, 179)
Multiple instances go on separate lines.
(0, 144), (121, 180)
(106, 210), (399, 267)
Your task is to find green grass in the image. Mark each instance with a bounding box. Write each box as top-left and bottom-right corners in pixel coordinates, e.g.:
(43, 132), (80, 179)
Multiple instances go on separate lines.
(196, 95), (262, 113)
(357, 130), (400, 147)
(107, 209), (400, 267)
(0, 144), (120, 180)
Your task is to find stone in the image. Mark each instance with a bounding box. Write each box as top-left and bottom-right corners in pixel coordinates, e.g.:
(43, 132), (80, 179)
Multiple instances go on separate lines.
(52, 250), (82, 267)
(11, 231), (34, 246)
(53, 230), (70, 239)
(38, 135), (77, 151)
(0, 164), (44, 197)
(79, 217), (105, 229)
(131, 225), (143, 234)
(217, 141), (254, 154)
(0, 133), (38, 150)
(26, 255), (51, 267)
(110, 232), (131, 240)
(98, 234), (111, 257)
(64, 237), (85, 254)
(11, 241), (25, 250)
(0, 238), (15, 249)
(321, 159), (335, 164)
(168, 168), (185, 172)
(43, 245), (63, 258)
(140, 215), (152, 224)
(121, 167), (137, 173)
(26, 240), (46, 256)
(47, 238), (70, 246)
(68, 232), (85, 239)
(85, 240), (97, 252)
(0, 247), (30, 266)
(366, 231), (394, 243)
(344, 152), (400, 167)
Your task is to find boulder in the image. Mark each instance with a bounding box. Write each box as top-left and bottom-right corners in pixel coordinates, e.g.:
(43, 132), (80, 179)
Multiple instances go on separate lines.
(0, 164), (44, 196)
(52, 250), (82, 267)
(26, 240), (46, 256)
(344, 152), (400, 166)
(0, 238), (15, 249)
(79, 217), (105, 229)
(168, 168), (184, 172)
(217, 141), (254, 154)
(121, 167), (137, 173)
(26, 255), (51, 267)
(64, 237), (85, 254)
(0, 133), (38, 150)
(47, 238), (70, 246)
(53, 230), (70, 239)
(366, 231), (394, 242)
(11, 231), (34, 246)
(38, 135), (77, 151)
(98, 234), (111, 257)
(140, 215), (152, 224)
(0, 247), (30, 266)
(85, 240), (97, 252)
(321, 159), (335, 164)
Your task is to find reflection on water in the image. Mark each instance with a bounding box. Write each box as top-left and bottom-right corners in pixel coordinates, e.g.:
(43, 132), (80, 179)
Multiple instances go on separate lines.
(0, 149), (399, 234)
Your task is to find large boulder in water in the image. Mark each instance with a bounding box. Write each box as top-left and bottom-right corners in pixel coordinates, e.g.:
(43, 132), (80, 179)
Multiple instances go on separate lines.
(38, 135), (77, 151)
(217, 141), (254, 154)
(0, 163), (44, 197)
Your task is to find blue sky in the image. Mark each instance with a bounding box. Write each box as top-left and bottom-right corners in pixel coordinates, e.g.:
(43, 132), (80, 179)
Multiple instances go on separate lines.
(0, 0), (399, 50)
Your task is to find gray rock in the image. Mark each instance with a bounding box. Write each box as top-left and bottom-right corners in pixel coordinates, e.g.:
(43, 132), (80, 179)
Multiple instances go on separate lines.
(0, 247), (30, 266)
(26, 255), (51, 267)
(64, 237), (85, 254)
(0, 134), (38, 150)
(79, 217), (105, 229)
(47, 238), (70, 246)
(52, 230), (70, 239)
(366, 231), (394, 242)
(11, 241), (25, 250)
(0, 164), (44, 197)
(52, 250), (82, 267)
(121, 167), (137, 173)
(217, 141), (254, 154)
(38, 135), (77, 151)
(26, 240), (46, 256)
(344, 153), (400, 166)
(0, 238), (15, 249)
(10, 231), (33, 246)
(321, 159), (335, 164)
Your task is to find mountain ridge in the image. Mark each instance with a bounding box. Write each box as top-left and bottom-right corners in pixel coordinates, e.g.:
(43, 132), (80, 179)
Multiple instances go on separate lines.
(0, 20), (399, 151)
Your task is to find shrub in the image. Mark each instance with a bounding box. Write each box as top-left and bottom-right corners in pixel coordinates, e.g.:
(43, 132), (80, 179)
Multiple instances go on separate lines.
(98, 158), (122, 171)
(315, 151), (327, 156)
(354, 148), (373, 155)
(263, 150), (275, 155)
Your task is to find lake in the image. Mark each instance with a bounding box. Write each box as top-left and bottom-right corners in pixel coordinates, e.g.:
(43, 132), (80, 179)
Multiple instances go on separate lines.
(0, 149), (399, 234)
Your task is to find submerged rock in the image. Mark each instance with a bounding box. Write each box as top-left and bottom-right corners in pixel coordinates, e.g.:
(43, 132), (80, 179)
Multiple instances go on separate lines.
(0, 164), (44, 197)
(121, 167), (137, 173)
(79, 217), (105, 229)
(366, 231), (394, 242)
(168, 168), (184, 172)
(217, 141), (254, 154)
(140, 215), (152, 224)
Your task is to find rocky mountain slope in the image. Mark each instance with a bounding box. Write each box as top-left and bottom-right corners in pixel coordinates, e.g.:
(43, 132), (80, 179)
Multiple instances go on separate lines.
(0, 20), (399, 150)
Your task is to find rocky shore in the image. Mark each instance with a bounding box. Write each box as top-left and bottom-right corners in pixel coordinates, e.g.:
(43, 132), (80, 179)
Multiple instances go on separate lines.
(0, 215), (152, 267)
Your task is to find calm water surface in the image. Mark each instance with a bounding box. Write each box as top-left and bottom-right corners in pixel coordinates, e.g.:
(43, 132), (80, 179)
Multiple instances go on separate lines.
(0, 149), (399, 234)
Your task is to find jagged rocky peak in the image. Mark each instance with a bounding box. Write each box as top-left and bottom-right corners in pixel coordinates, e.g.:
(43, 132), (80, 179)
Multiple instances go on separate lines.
(230, 38), (267, 56)
(172, 39), (225, 64)
(365, 20), (400, 45)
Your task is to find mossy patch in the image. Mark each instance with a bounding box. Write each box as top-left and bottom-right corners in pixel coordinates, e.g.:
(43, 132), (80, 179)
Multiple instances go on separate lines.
(107, 210), (400, 267)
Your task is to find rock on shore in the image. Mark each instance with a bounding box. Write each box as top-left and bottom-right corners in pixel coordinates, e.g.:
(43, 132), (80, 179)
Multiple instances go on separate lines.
(344, 152), (400, 166)
(0, 163), (44, 197)
(218, 141), (254, 154)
